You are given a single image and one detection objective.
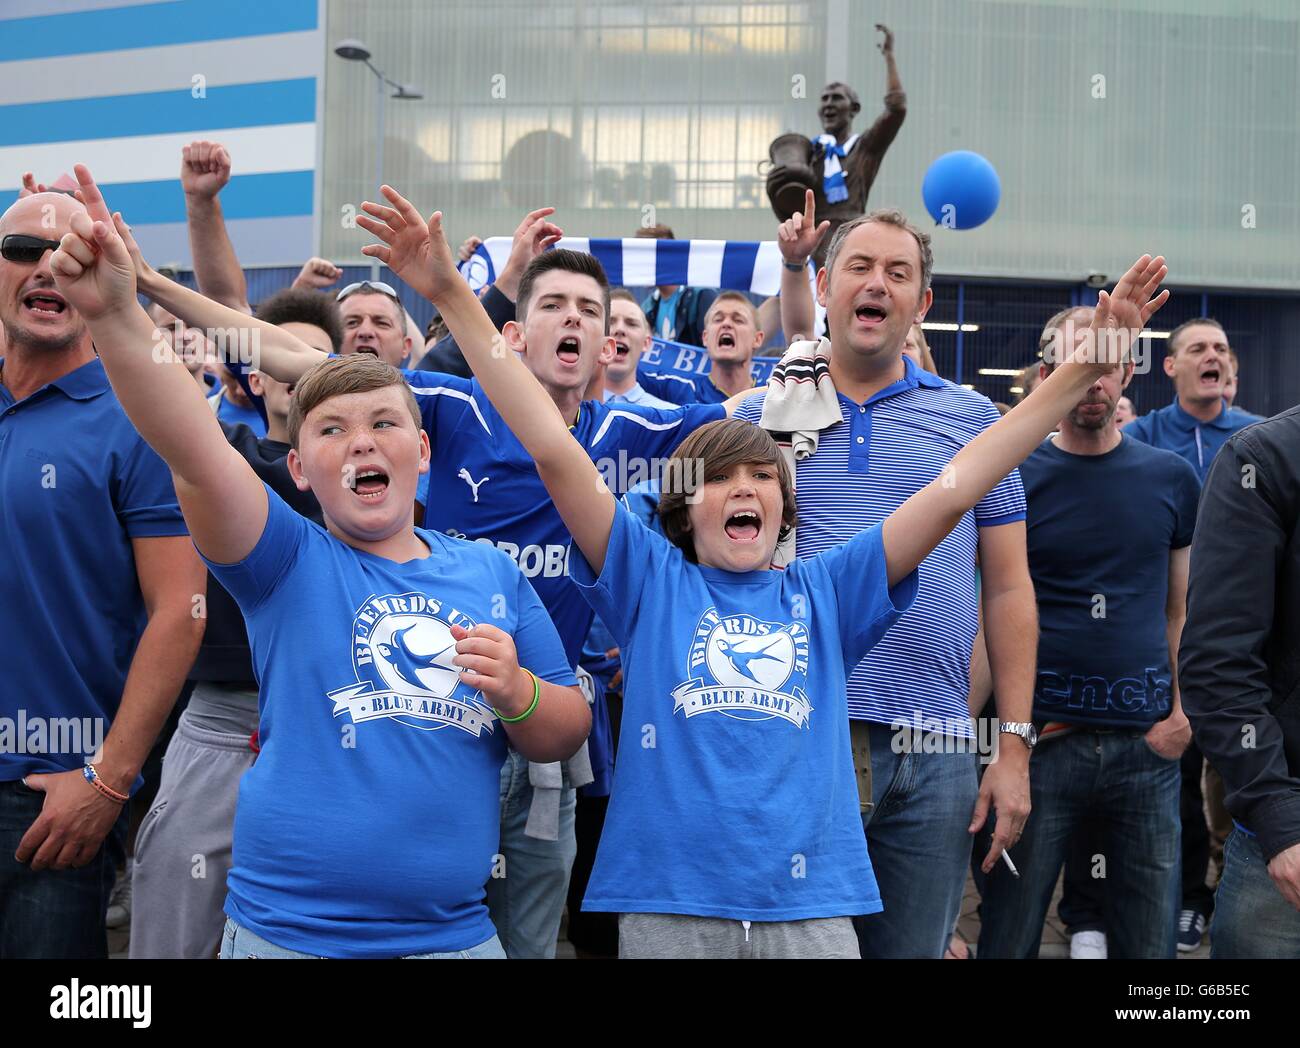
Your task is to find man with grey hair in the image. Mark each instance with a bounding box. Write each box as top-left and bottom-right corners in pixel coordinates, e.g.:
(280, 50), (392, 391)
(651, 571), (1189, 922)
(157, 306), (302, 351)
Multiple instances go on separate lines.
(736, 207), (1038, 958)
(978, 305), (1198, 959)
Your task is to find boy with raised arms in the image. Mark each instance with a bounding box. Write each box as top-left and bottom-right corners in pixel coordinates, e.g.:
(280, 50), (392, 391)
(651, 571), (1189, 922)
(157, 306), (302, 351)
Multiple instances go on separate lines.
(356, 183), (1170, 958)
(49, 166), (590, 960)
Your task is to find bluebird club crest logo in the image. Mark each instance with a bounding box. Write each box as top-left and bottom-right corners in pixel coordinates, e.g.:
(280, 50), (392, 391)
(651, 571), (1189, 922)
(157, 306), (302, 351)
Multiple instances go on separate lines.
(327, 592), (496, 737)
(671, 608), (812, 728)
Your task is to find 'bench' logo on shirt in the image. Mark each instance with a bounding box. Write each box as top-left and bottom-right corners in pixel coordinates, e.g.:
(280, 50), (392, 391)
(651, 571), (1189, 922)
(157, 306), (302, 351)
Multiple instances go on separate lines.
(671, 608), (813, 728)
(326, 592), (496, 738)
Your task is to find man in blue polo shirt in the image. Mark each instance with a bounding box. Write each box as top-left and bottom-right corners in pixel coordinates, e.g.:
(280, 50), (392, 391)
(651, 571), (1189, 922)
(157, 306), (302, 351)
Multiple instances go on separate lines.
(1125, 317), (1262, 483)
(0, 191), (206, 959)
(735, 208), (1037, 959)
(977, 305), (1200, 959)
(1124, 315), (1263, 949)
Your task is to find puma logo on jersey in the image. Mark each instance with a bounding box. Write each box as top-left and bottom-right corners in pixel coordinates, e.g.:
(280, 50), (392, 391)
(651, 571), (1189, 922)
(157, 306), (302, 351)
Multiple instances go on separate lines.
(458, 468), (490, 503)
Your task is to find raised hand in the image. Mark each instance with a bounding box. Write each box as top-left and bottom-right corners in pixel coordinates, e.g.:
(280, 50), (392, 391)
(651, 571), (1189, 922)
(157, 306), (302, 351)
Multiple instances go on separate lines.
(777, 189), (830, 265)
(292, 257), (342, 290)
(18, 172), (48, 198)
(356, 185), (458, 302)
(497, 206), (563, 301)
(876, 23), (894, 55)
(49, 165), (137, 322)
(1073, 255), (1169, 372)
(457, 235), (484, 263)
(180, 140), (232, 200)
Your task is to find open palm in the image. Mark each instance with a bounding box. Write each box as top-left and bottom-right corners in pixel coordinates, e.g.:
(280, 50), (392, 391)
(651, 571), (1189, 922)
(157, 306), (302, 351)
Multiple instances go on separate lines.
(356, 186), (458, 302)
(1081, 255), (1169, 370)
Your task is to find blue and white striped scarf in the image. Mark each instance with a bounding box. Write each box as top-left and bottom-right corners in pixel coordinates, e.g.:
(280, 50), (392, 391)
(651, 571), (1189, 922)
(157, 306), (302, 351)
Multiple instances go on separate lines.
(813, 133), (860, 204)
(459, 236), (811, 297)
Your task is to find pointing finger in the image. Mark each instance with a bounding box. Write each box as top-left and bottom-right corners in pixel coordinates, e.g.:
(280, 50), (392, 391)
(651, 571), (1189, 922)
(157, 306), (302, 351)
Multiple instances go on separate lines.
(72, 164), (112, 224)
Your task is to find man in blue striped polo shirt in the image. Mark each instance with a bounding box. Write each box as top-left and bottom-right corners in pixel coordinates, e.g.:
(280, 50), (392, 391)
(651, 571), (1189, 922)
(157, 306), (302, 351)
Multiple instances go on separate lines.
(735, 210), (1036, 959)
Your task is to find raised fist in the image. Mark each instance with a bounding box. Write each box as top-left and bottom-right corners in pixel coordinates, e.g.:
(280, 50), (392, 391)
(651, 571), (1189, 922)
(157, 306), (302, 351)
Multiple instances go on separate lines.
(180, 141), (232, 200)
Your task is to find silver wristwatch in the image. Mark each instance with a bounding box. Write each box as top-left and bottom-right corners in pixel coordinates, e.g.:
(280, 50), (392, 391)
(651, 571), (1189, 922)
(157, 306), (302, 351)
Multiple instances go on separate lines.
(999, 721), (1039, 750)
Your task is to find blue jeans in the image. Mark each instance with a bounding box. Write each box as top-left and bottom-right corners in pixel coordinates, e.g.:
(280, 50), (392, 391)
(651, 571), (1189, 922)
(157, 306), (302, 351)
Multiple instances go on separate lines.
(1212, 828), (1300, 958)
(484, 748), (576, 959)
(218, 918), (506, 959)
(853, 726), (979, 959)
(0, 778), (127, 959)
(977, 731), (1180, 959)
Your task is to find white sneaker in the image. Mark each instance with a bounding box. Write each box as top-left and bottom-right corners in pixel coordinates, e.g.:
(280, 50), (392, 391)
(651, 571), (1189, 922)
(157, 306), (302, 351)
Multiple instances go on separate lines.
(105, 860), (133, 930)
(1070, 929), (1107, 959)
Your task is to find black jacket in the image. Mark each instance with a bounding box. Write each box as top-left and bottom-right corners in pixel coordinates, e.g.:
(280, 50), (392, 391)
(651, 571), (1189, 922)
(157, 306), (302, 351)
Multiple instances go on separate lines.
(414, 284), (515, 377)
(1180, 406), (1300, 862)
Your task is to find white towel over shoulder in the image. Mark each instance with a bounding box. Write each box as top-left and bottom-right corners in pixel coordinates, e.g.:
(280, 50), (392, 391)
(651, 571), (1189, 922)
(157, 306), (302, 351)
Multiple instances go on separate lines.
(758, 338), (840, 566)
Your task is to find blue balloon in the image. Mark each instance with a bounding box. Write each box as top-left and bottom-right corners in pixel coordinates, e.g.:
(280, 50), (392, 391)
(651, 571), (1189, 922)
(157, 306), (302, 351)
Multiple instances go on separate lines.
(922, 151), (1001, 229)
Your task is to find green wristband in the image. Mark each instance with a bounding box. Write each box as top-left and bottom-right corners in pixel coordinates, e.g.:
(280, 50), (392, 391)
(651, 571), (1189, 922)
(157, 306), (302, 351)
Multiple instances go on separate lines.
(495, 669), (540, 724)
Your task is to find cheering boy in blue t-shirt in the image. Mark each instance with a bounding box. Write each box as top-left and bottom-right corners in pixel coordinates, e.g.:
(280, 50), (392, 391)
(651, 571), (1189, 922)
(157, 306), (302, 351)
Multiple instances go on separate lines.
(48, 166), (591, 960)
(356, 184), (1170, 958)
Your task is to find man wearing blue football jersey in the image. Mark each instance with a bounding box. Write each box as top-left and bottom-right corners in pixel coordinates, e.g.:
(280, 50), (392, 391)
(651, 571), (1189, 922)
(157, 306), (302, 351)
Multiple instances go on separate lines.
(734, 206), (1038, 959)
(132, 206), (746, 958)
(638, 291), (765, 405)
(0, 189), (206, 959)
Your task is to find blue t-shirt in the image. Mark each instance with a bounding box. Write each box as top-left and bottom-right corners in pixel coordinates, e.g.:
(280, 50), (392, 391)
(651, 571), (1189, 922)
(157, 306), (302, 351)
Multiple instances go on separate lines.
(734, 356), (1025, 736)
(205, 487), (576, 958)
(210, 388), (268, 437)
(1021, 435), (1200, 729)
(0, 359), (187, 783)
(1125, 398), (1262, 485)
(573, 505), (917, 920)
(649, 287), (684, 340)
(404, 370), (724, 663)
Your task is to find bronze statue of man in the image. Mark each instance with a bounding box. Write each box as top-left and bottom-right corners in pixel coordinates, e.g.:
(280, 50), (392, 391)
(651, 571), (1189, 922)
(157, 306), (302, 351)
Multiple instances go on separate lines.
(766, 24), (907, 267)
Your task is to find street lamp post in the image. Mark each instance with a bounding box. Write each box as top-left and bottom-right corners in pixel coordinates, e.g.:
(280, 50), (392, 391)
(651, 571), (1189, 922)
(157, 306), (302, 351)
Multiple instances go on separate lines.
(333, 39), (422, 280)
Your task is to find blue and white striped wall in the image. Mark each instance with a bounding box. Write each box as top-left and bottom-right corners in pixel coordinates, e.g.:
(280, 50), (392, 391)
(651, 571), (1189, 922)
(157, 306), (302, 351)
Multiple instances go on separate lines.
(0, 0), (323, 267)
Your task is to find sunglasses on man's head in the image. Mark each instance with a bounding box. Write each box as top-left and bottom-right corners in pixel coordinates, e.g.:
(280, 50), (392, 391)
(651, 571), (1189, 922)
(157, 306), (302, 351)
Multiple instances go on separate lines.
(1, 234), (61, 264)
(336, 280), (401, 303)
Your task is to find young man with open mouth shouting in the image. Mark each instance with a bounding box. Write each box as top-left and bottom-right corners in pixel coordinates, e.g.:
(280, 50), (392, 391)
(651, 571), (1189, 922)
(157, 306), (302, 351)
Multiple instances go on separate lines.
(638, 291), (766, 405)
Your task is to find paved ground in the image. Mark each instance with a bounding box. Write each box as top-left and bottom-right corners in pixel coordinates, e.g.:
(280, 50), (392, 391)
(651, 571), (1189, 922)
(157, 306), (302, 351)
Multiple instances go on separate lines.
(954, 869), (1211, 959)
(108, 866), (1212, 959)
